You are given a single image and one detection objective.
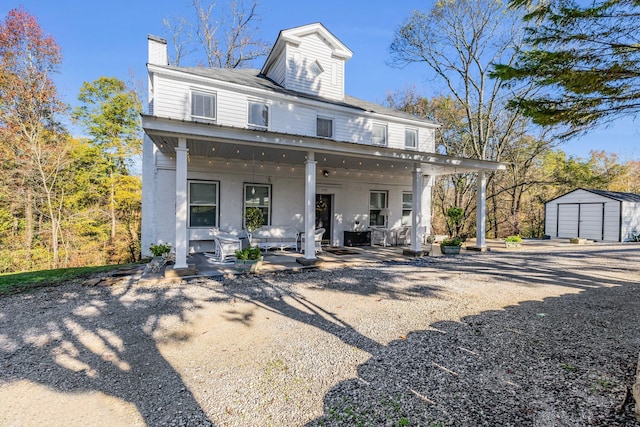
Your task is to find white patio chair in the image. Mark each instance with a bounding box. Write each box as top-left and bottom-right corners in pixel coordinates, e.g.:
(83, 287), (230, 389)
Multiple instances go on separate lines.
(299, 228), (325, 253)
(205, 229), (241, 263)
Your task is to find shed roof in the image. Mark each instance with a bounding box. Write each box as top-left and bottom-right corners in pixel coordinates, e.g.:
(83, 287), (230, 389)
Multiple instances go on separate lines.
(547, 188), (640, 203)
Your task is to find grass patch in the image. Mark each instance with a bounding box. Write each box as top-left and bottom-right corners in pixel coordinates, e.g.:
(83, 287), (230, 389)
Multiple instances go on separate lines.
(0, 263), (138, 297)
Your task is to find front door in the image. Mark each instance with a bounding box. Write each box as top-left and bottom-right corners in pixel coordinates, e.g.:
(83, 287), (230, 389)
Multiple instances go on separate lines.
(315, 194), (332, 243)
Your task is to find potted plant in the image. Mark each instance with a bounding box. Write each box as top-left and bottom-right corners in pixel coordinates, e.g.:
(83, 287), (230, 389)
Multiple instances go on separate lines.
(440, 237), (462, 255)
(149, 242), (172, 258)
(504, 235), (522, 248)
(234, 245), (264, 272)
(245, 207), (265, 233)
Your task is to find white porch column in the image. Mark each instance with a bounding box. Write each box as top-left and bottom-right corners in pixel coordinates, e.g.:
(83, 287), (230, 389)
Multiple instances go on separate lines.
(303, 152), (317, 260)
(421, 174), (434, 240)
(174, 138), (189, 269)
(410, 164), (423, 252)
(474, 171), (487, 249)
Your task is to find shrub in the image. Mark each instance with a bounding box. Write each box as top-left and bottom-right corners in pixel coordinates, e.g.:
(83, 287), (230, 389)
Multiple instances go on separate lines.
(244, 207), (265, 232)
(149, 243), (171, 257)
(505, 235), (522, 243)
(235, 246), (262, 260)
(440, 237), (462, 247)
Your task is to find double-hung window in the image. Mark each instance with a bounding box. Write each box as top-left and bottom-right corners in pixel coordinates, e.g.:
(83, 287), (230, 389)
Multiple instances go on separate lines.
(244, 183), (271, 227)
(248, 100), (269, 129)
(317, 116), (333, 138)
(402, 192), (413, 226)
(405, 128), (418, 150)
(189, 181), (218, 227)
(191, 91), (216, 121)
(372, 123), (387, 146)
(369, 191), (387, 227)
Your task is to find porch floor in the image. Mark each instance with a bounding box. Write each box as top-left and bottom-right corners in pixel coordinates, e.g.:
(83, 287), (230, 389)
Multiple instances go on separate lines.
(143, 238), (598, 281)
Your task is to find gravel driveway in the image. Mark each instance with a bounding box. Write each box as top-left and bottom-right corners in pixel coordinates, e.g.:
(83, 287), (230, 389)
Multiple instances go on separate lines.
(1, 245), (639, 426)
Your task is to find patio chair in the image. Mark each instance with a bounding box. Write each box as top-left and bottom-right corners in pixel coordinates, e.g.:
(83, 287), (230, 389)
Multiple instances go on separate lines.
(204, 229), (241, 263)
(299, 228), (325, 253)
(393, 226), (411, 246)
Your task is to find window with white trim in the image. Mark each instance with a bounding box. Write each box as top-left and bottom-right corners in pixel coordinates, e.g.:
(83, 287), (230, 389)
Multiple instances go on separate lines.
(402, 192), (413, 226)
(191, 91), (216, 121)
(188, 181), (218, 227)
(405, 128), (418, 149)
(244, 183), (271, 227)
(317, 116), (333, 138)
(248, 100), (269, 129)
(369, 191), (387, 227)
(372, 123), (387, 146)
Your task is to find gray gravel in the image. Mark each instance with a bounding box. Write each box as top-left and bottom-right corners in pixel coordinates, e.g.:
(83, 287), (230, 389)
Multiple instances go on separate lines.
(1, 245), (639, 426)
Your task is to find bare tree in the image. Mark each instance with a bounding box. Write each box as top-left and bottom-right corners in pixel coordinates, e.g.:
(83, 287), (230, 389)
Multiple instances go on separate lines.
(389, 0), (556, 237)
(164, 0), (269, 68)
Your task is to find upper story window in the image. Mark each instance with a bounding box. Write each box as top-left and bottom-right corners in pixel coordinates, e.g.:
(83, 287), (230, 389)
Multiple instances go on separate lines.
(405, 128), (418, 150)
(317, 116), (333, 138)
(248, 100), (269, 129)
(191, 91), (216, 121)
(372, 123), (387, 146)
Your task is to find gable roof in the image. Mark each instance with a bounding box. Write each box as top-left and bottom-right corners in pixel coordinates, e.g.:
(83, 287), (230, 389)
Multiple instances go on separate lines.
(261, 23), (353, 76)
(547, 188), (640, 203)
(585, 189), (640, 202)
(160, 65), (438, 126)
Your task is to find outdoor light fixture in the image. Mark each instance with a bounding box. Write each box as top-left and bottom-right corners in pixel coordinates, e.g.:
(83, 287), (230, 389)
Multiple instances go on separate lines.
(322, 170), (330, 177)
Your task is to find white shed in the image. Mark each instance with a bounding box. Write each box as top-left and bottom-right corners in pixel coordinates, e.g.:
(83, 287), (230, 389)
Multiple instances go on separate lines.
(545, 188), (640, 242)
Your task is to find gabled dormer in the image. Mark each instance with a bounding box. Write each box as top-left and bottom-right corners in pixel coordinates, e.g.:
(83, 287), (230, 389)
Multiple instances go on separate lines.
(261, 23), (352, 101)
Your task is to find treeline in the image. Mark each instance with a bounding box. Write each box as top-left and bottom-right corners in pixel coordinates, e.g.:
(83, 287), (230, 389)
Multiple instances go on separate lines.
(0, 8), (141, 273)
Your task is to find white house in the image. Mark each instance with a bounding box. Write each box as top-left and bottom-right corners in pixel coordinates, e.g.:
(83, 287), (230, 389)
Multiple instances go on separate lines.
(141, 23), (505, 271)
(545, 188), (640, 242)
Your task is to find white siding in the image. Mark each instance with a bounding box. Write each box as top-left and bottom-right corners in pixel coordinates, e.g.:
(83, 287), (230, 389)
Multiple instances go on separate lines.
(621, 201), (640, 241)
(269, 49), (287, 86)
(143, 156), (418, 254)
(150, 70), (437, 153)
(285, 34), (344, 101)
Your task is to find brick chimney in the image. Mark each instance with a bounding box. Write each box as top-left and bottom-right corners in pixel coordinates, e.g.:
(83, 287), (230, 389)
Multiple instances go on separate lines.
(148, 35), (168, 65)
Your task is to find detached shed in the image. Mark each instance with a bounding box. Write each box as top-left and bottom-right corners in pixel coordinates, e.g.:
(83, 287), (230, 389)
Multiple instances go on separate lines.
(545, 188), (640, 242)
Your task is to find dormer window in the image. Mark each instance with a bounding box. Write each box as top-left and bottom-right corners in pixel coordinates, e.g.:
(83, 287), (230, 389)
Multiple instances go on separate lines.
(310, 60), (324, 78)
(191, 91), (216, 121)
(248, 100), (269, 129)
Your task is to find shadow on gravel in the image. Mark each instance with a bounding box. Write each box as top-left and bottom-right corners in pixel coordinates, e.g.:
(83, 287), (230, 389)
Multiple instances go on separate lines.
(0, 280), (225, 426)
(303, 250), (640, 426)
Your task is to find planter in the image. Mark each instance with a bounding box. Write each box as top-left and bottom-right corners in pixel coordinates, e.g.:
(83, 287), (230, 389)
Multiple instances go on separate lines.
(570, 238), (587, 245)
(441, 245), (461, 255)
(504, 242), (521, 248)
(234, 256), (264, 272)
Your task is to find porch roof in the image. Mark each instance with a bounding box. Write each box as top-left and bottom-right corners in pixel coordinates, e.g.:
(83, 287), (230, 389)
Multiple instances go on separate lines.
(142, 114), (507, 175)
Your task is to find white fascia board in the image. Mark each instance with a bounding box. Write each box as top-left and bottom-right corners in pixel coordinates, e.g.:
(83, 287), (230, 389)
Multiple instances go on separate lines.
(142, 115), (504, 171)
(147, 64), (438, 130)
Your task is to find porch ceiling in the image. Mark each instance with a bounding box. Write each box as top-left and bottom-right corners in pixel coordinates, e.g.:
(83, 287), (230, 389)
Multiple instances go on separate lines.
(143, 115), (506, 175)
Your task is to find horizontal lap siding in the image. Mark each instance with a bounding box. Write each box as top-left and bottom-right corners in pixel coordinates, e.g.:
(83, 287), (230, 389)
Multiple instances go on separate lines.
(286, 34), (343, 101)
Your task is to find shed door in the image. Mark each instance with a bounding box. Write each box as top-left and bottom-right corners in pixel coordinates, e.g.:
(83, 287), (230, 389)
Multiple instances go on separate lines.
(557, 204), (579, 238)
(578, 203), (604, 240)
(556, 203), (604, 240)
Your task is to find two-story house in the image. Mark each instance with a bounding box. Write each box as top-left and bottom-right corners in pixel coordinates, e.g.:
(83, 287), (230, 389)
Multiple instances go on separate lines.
(141, 23), (504, 271)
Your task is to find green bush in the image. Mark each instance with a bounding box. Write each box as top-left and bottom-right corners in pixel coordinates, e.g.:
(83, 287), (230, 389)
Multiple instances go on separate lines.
(440, 237), (462, 247)
(149, 243), (171, 257)
(244, 207), (265, 232)
(505, 235), (522, 243)
(235, 246), (262, 260)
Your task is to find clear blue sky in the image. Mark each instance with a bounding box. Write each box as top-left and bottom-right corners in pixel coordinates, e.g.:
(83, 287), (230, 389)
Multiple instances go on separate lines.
(2, 0), (637, 161)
